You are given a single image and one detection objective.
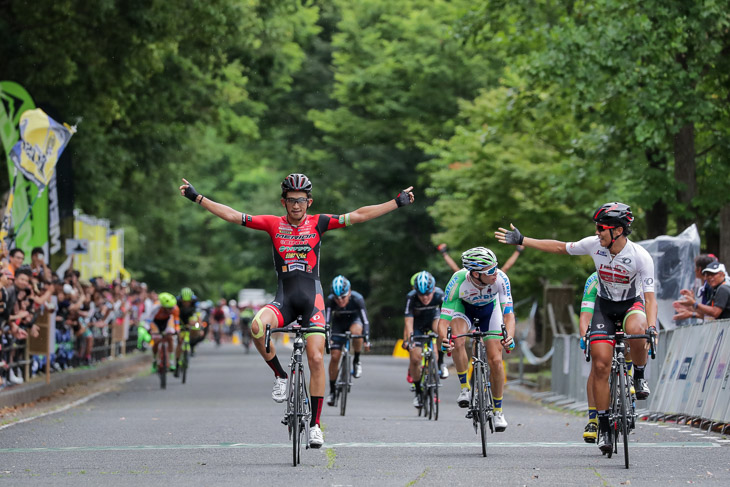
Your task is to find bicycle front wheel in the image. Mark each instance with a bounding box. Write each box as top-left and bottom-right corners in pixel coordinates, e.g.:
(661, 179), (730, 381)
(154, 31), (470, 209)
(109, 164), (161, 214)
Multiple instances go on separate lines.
(619, 363), (630, 469)
(292, 368), (302, 466)
(428, 356), (439, 421)
(474, 363), (488, 457)
(338, 353), (350, 417)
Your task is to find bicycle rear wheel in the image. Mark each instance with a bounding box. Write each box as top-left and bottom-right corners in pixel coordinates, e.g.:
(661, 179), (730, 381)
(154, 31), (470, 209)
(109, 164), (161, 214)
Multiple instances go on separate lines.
(339, 352), (350, 416)
(474, 363), (488, 457)
(619, 363), (630, 469)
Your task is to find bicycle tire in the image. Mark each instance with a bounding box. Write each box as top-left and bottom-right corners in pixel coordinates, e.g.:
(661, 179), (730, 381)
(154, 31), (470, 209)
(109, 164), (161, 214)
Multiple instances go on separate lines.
(607, 368), (616, 459)
(428, 355), (439, 421)
(475, 363), (488, 457)
(423, 364), (431, 419)
(292, 367), (301, 466)
(181, 349), (188, 384)
(158, 341), (167, 390)
(339, 352), (350, 417)
(619, 363), (630, 469)
(300, 365), (311, 458)
(433, 367), (440, 421)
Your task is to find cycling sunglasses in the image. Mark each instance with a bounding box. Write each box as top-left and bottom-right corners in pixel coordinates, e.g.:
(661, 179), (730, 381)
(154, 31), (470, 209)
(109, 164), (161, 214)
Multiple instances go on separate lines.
(285, 197), (309, 205)
(475, 266), (498, 276)
(596, 223), (616, 232)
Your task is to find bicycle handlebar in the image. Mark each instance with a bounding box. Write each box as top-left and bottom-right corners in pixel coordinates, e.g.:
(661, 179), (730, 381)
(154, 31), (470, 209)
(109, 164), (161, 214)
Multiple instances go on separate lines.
(583, 328), (657, 363)
(264, 323), (329, 354)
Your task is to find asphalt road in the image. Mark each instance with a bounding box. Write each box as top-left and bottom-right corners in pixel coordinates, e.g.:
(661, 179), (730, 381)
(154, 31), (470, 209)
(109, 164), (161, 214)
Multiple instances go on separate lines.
(1, 341), (728, 486)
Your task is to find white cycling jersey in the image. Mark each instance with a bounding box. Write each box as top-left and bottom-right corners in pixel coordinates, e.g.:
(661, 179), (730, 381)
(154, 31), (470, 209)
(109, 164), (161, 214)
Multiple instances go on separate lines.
(566, 236), (655, 301)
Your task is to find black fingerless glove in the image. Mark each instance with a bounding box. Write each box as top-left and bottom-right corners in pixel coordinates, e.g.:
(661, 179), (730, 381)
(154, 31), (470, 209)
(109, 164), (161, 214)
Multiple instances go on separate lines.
(505, 226), (524, 245)
(395, 190), (411, 207)
(184, 182), (201, 203)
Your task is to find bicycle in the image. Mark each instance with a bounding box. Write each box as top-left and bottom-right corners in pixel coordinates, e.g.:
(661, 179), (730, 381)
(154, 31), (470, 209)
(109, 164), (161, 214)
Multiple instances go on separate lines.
(330, 330), (366, 417)
(410, 331), (440, 421)
(446, 321), (509, 457)
(585, 326), (656, 469)
(265, 318), (330, 467)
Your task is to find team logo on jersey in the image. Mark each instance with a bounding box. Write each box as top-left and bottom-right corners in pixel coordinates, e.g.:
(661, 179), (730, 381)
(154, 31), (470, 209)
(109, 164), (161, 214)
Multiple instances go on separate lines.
(288, 263), (306, 272)
(596, 323), (605, 329)
(595, 250), (608, 257)
(621, 258), (632, 264)
(644, 277), (654, 286)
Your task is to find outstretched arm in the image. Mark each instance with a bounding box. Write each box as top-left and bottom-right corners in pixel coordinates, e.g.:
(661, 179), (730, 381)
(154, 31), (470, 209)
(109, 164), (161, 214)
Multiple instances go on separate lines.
(348, 186), (414, 224)
(495, 223), (568, 255)
(179, 178), (243, 224)
(437, 244), (461, 273)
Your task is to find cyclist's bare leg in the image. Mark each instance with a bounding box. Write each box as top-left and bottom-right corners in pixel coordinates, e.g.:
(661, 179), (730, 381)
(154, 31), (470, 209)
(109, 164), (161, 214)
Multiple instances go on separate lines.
(250, 307), (279, 360)
(175, 334), (182, 362)
(448, 318), (470, 374)
(305, 333), (326, 397)
(625, 313), (648, 368)
(590, 341), (613, 410)
(487, 339), (505, 399)
(409, 346), (423, 383)
(329, 348), (342, 381)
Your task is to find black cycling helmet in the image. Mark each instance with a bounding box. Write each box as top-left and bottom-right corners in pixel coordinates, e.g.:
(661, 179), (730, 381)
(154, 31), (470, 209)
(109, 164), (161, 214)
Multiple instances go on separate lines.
(593, 202), (633, 235)
(281, 173), (312, 197)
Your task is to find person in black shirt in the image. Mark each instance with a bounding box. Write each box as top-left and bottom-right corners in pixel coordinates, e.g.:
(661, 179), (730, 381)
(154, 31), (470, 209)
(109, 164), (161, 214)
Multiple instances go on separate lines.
(680, 262), (730, 320)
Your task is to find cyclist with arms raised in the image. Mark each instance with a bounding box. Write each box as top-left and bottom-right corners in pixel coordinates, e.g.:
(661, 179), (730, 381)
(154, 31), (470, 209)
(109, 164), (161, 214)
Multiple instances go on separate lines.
(325, 275), (371, 406)
(180, 173), (413, 448)
(496, 202), (657, 453)
(440, 248), (515, 432)
(404, 271), (445, 408)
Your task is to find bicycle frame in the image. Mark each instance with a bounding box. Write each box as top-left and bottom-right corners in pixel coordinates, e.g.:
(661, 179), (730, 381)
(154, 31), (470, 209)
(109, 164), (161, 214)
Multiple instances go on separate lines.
(585, 326), (656, 469)
(264, 320), (330, 466)
(447, 323), (507, 457)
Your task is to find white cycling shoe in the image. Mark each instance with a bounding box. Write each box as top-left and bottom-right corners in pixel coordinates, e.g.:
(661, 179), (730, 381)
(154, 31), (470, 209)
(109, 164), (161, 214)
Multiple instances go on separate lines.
(439, 364), (449, 379)
(272, 377), (287, 403)
(457, 388), (470, 408)
(309, 425), (324, 449)
(494, 411), (508, 432)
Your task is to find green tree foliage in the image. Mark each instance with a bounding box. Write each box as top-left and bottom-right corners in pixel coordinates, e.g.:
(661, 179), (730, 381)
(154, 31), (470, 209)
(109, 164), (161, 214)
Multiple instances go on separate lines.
(2, 0), (728, 335)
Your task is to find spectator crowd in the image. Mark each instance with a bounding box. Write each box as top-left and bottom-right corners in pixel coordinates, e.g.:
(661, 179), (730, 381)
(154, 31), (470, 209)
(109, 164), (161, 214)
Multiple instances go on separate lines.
(0, 245), (159, 389)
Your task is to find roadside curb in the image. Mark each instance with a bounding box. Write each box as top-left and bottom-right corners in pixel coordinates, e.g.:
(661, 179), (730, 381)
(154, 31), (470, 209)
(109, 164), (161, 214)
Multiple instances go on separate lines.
(0, 352), (151, 409)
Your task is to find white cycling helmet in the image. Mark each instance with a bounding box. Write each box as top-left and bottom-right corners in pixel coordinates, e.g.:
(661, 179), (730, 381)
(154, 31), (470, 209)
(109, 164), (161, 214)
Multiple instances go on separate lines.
(461, 247), (498, 271)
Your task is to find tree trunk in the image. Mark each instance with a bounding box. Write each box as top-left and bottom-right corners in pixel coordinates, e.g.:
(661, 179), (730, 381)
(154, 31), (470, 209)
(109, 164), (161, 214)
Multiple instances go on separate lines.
(645, 149), (668, 238)
(720, 203), (730, 265)
(674, 123), (696, 230)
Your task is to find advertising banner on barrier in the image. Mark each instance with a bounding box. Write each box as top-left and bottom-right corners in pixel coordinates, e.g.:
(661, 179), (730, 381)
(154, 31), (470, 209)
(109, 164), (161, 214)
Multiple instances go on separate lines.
(708, 330), (730, 423)
(669, 326), (710, 415)
(655, 327), (695, 414)
(648, 329), (678, 412)
(680, 323), (718, 417)
(699, 326), (729, 421)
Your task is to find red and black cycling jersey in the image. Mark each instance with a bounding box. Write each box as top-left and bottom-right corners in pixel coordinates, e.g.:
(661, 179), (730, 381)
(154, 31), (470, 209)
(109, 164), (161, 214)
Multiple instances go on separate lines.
(242, 214), (347, 280)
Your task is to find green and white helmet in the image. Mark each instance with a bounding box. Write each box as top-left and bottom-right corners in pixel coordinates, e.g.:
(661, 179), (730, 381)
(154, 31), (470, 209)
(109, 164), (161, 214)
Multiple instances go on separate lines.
(461, 247), (498, 272)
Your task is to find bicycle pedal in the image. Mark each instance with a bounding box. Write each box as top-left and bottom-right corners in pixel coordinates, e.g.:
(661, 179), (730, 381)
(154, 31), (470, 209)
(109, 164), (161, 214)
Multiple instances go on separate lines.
(465, 410), (474, 419)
